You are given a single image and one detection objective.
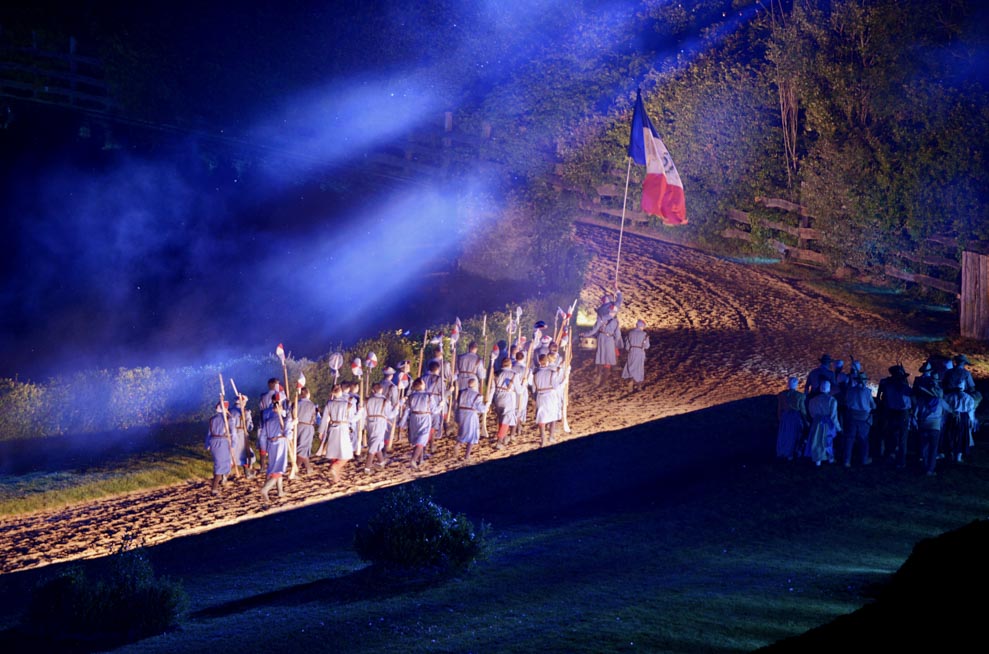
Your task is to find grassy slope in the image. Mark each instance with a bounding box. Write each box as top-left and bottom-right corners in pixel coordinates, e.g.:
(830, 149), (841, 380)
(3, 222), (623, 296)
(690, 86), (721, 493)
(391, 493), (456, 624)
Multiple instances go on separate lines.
(1, 395), (987, 653)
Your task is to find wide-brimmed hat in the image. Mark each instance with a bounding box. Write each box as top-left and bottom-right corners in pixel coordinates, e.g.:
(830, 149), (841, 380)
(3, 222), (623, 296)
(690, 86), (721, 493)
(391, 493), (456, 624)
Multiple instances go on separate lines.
(820, 353), (832, 365)
(954, 354), (970, 366)
(382, 366), (396, 375)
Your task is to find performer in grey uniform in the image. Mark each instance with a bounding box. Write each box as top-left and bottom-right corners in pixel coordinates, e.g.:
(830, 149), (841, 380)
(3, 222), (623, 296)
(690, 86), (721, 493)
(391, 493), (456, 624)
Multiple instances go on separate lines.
(585, 310), (622, 384)
(295, 387), (319, 476)
(512, 350), (532, 436)
(258, 401), (291, 502)
(402, 378), (437, 469)
(455, 341), (486, 390)
(205, 401), (233, 495)
(363, 383), (397, 472)
(344, 381), (364, 455)
(423, 360), (446, 448)
(597, 288), (623, 321)
(454, 377), (488, 463)
(228, 394), (255, 478)
(533, 353), (567, 447)
(492, 357), (521, 448)
(379, 366), (400, 450)
(316, 385), (354, 483)
(622, 319), (650, 393)
(259, 378), (285, 410)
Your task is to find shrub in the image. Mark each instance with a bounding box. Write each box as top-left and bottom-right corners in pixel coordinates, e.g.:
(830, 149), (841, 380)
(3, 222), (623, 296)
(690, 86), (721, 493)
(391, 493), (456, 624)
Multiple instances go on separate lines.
(22, 544), (187, 648)
(354, 486), (489, 575)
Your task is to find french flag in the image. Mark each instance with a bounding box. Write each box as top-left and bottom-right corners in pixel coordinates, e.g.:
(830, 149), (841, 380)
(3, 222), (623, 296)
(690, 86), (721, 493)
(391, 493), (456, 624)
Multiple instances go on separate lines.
(628, 90), (686, 226)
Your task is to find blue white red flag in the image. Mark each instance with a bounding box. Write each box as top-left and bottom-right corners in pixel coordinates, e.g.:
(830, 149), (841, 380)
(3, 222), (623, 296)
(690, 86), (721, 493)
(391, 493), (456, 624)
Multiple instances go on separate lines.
(628, 89), (686, 225)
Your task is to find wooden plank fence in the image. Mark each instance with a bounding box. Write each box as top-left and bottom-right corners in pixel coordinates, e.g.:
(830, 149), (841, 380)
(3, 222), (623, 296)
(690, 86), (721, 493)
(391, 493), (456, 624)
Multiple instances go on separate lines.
(721, 197), (966, 296)
(722, 200), (827, 266)
(0, 35), (114, 112)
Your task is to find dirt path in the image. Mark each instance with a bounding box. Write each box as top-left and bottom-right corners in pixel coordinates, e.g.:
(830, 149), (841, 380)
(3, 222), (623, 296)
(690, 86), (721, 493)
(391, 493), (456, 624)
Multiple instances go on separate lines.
(0, 223), (931, 575)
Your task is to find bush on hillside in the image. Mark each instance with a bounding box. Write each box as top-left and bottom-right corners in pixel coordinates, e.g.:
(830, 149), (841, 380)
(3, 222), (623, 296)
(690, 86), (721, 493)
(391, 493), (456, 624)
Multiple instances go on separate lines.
(354, 485), (489, 575)
(22, 544), (187, 648)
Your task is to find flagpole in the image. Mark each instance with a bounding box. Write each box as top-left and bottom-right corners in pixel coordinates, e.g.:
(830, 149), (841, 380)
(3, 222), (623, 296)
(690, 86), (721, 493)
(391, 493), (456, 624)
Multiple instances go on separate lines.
(615, 156), (633, 287)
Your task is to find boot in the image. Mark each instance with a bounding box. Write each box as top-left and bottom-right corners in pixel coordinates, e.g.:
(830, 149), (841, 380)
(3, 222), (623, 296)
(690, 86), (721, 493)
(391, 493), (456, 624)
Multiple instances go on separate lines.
(210, 475), (222, 496)
(627, 379), (634, 394)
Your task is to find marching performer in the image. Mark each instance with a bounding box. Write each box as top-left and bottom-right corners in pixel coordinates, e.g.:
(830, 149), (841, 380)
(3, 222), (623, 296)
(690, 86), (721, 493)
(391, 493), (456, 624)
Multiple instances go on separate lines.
(455, 377), (488, 463)
(316, 385), (355, 483)
(205, 401), (232, 496)
(295, 387), (319, 476)
(363, 382), (397, 472)
(455, 341), (486, 390)
(492, 357), (522, 448)
(258, 395), (292, 502)
(402, 378), (438, 469)
(228, 394), (255, 478)
(533, 353), (567, 447)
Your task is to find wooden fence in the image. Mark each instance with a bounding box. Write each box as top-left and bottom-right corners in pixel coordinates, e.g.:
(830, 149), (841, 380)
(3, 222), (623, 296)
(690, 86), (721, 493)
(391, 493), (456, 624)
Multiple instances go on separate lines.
(0, 34), (114, 112)
(721, 197), (965, 295)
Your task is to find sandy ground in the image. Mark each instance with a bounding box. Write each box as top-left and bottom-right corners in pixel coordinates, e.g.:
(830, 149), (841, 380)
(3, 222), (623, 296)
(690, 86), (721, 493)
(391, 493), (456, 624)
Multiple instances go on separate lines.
(0, 223), (931, 575)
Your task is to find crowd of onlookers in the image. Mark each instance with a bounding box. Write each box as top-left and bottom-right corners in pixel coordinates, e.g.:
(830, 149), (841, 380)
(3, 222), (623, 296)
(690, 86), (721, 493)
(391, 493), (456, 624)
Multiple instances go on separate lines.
(777, 353), (981, 476)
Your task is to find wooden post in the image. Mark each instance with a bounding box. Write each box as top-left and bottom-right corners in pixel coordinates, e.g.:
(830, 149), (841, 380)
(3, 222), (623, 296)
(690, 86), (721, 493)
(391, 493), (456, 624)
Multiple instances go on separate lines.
(961, 250), (989, 340)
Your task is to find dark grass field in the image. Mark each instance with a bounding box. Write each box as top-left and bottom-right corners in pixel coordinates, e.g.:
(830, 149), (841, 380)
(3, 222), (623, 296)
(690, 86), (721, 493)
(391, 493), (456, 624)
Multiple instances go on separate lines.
(1, 394), (987, 653)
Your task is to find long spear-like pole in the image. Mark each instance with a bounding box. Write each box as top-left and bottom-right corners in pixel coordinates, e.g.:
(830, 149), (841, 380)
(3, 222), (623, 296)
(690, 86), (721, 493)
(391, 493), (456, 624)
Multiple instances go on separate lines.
(229, 378), (252, 470)
(417, 330), (429, 379)
(277, 344), (299, 479)
(560, 297), (578, 433)
(615, 156), (633, 287)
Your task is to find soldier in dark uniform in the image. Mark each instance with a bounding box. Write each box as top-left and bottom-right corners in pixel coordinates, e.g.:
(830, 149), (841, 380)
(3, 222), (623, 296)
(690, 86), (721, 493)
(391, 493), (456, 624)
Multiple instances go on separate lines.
(942, 354), (976, 396)
(877, 365), (913, 464)
(842, 372), (876, 467)
(913, 361), (941, 399)
(805, 354), (835, 398)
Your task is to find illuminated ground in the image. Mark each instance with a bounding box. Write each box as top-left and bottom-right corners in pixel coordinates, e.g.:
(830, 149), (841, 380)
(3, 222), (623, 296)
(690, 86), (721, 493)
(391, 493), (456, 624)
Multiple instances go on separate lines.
(0, 222), (940, 574)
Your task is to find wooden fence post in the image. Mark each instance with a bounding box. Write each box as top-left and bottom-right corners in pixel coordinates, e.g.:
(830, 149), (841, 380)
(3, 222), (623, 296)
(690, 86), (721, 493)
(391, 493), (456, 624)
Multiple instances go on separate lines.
(961, 251), (989, 340)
